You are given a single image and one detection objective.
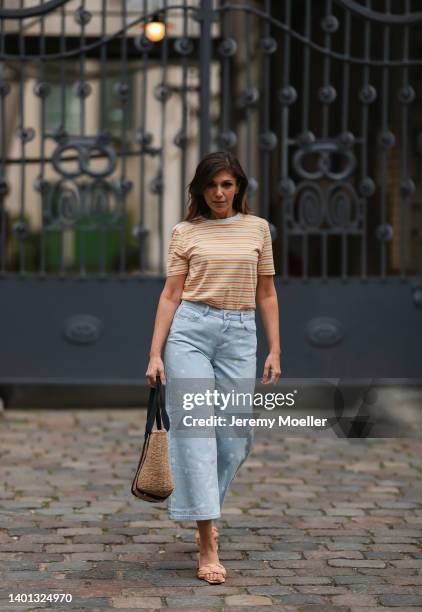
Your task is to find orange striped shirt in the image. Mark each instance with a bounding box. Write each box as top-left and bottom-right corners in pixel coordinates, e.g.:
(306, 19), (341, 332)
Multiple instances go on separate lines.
(166, 212), (275, 310)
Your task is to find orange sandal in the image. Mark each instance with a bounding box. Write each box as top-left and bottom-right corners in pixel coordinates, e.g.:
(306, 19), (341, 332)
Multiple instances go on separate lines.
(196, 553), (227, 584)
(195, 525), (219, 547)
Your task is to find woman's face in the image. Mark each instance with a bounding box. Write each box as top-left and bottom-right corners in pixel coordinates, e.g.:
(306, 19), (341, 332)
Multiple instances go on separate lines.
(202, 170), (239, 219)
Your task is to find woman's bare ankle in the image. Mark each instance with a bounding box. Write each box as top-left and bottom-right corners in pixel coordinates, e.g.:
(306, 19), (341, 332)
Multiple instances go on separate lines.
(200, 540), (218, 553)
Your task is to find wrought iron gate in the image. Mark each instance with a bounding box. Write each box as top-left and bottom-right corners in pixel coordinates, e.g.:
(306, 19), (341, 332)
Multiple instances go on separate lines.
(0, 1), (421, 400)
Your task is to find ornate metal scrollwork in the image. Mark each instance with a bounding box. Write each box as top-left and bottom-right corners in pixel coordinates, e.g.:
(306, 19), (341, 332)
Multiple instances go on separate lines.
(379, 130), (395, 149)
(0, 177), (9, 196)
(259, 131), (278, 152)
(321, 15), (339, 33)
(33, 81), (51, 99)
(74, 7), (92, 26)
(217, 131), (237, 149)
(74, 81), (92, 99)
(375, 224), (393, 242)
(333, 1), (422, 25)
(297, 185), (324, 229)
(278, 178), (296, 197)
(174, 37), (194, 56)
(150, 175), (163, 195)
(358, 177), (376, 198)
(260, 37), (277, 54)
(238, 87), (259, 109)
(135, 34), (153, 54)
(114, 81), (130, 102)
(0, 81), (10, 97)
(114, 176), (132, 195)
(338, 131), (355, 148)
(359, 85), (377, 104)
(398, 85), (415, 104)
(278, 85), (297, 106)
(218, 38), (238, 57)
(326, 183), (359, 229)
(293, 139), (356, 181)
(288, 181), (363, 232)
(0, 0), (69, 19)
(318, 85), (337, 104)
(42, 178), (124, 228)
(51, 137), (117, 179)
(400, 179), (416, 199)
(56, 181), (80, 225)
(154, 83), (172, 102)
(174, 130), (188, 149)
(12, 219), (28, 240)
(297, 131), (315, 146)
(247, 177), (258, 194)
(136, 129), (153, 147)
(16, 127), (35, 143)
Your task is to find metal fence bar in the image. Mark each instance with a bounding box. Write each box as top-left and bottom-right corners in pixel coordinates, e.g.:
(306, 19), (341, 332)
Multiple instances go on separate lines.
(158, 0), (169, 275)
(220, 0), (232, 151)
(399, 0), (411, 279)
(99, 0), (108, 277)
(78, 0), (87, 276)
(360, 0), (371, 280)
(379, 0), (390, 279)
(340, 8), (351, 280)
(18, 0), (26, 275)
(280, 0), (291, 279)
(58, 3), (66, 276)
(320, 0), (332, 281)
(199, 0), (212, 156)
(419, 146), (422, 282)
(0, 0), (5, 274)
(138, 0), (150, 274)
(39, 0), (47, 276)
(119, 0), (129, 276)
(300, 0), (311, 281)
(244, 6), (252, 180)
(260, 0), (272, 222)
(179, 0), (189, 218)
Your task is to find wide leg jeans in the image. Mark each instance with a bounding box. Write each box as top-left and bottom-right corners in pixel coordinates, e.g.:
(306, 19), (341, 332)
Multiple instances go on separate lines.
(164, 300), (257, 520)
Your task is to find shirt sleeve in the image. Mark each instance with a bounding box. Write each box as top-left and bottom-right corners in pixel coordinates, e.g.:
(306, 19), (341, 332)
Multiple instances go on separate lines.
(257, 220), (275, 275)
(166, 226), (189, 276)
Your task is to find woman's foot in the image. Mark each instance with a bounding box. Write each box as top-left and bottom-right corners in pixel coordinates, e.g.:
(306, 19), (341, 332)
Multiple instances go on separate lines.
(195, 521), (225, 584)
(196, 551), (226, 584)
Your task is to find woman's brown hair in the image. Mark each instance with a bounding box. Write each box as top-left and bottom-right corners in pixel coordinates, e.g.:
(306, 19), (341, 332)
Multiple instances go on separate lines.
(184, 151), (253, 221)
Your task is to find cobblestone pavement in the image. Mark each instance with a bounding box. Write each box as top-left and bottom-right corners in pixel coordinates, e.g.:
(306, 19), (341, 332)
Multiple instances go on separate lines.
(1, 404), (422, 611)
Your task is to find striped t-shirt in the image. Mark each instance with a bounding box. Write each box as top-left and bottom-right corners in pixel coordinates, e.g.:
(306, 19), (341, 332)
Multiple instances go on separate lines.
(166, 212), (275, 310)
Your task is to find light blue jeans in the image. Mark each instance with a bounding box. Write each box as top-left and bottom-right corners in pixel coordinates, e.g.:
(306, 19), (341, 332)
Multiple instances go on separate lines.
(164, 299), (257, 520)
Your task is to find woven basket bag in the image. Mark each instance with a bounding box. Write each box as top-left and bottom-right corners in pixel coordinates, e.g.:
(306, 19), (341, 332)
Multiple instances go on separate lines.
(131, 377), (175, 502)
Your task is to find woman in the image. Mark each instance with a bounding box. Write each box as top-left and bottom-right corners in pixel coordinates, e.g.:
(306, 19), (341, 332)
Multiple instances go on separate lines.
(146, 151), (281, 585)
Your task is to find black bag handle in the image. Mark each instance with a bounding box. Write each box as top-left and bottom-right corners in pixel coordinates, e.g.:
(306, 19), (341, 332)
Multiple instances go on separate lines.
(145, 376), (170, 435)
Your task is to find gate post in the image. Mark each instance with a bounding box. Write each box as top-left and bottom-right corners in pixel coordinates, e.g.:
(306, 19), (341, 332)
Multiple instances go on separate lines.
(198, 0), (213, 157)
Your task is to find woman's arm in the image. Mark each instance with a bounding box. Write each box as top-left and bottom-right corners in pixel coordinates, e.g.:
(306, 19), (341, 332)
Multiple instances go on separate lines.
(256, 275), (281, 383)
(146, 274), (186, 386)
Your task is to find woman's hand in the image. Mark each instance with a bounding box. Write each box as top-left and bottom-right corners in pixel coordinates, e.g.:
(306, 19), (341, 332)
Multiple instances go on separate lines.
(261, 352), (281, 384)
(256, 275), (281, 385)
(146, 355), (166, 387)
